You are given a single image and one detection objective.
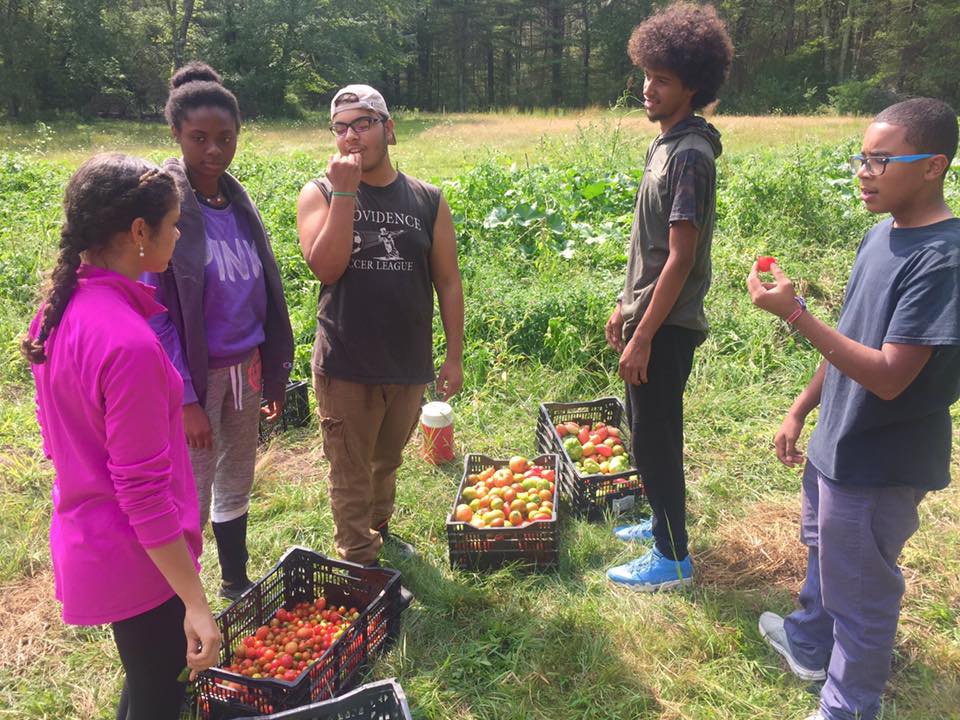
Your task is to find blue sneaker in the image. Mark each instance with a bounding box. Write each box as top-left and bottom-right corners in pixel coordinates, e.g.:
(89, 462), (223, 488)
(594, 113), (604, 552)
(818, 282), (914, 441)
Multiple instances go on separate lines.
(613, 517), (653, 542)
(607, 546), (693, 592)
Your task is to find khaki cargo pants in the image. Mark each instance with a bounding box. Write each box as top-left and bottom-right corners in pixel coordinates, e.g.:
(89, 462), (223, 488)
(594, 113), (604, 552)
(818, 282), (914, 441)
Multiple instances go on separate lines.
(314, 372), (425, 565)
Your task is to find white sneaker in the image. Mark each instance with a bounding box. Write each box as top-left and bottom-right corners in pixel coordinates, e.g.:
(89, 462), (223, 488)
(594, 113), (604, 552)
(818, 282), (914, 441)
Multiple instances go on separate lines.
(758, 611), (827, 682)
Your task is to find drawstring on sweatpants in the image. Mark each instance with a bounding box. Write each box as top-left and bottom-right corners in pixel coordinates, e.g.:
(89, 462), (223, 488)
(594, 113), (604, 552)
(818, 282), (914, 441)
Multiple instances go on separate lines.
(228, 363), (244, 411)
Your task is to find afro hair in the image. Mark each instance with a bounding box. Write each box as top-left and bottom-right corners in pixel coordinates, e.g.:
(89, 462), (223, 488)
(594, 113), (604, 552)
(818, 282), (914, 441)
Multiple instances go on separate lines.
(628, 3), (735, 111)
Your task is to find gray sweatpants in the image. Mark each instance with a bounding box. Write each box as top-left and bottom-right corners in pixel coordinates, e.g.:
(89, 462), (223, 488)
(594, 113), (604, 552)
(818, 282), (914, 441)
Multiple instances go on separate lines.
(189, 351), (262, 526)
(784, 463), (925, 720)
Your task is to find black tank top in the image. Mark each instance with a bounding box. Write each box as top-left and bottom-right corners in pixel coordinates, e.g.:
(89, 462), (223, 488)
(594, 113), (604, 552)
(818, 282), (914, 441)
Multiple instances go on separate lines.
(310, 173), (441, 384)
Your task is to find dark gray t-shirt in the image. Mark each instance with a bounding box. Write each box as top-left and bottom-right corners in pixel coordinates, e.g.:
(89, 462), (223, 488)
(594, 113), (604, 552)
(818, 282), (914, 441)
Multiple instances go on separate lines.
(620, 115), (722, 338)
(311, 173), (441, 384)
(808, 217), (960, 490)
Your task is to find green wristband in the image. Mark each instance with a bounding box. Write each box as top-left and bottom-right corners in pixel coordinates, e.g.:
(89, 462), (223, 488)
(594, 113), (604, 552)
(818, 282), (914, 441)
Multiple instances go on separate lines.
(332, 191), (356, 198)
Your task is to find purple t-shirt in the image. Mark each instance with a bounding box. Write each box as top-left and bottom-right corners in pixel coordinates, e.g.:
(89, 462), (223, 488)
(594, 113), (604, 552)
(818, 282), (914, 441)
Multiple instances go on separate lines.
(200, 203), (267, 368)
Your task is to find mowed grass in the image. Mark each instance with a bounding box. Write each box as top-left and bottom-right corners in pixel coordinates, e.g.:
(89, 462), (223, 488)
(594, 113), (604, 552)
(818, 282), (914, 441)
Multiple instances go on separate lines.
(0, 111), (868, 180)
(1, 114), (959, 720)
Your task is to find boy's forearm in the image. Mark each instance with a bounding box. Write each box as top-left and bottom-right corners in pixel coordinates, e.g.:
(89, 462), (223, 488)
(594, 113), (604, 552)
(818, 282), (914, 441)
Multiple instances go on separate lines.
(788, 361), (826, 419)
(305, 197), (355, 283)
(634, 256), (692, 341)
(436, 278), (464, 361)
(791, 311), (930, 400)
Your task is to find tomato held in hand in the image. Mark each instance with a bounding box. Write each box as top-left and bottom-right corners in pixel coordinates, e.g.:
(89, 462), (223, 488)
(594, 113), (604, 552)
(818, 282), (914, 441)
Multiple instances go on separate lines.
(757, 255), (777, 272)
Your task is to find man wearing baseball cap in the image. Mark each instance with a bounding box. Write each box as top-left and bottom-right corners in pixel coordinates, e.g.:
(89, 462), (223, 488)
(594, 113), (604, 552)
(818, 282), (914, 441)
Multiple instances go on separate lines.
(296, 84), (464, 569)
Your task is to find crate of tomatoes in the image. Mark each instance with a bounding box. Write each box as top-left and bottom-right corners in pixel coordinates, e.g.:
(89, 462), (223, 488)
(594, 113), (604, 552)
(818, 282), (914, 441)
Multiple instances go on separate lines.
(232, 678), (412, 720)
(191, 547), (403, 720)
(535, 398), (643, 519)
(446, 453), (560, 570)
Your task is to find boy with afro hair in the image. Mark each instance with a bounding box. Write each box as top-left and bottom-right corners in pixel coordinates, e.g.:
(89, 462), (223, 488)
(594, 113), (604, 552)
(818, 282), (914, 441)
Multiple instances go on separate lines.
(606, 3), (733, 590)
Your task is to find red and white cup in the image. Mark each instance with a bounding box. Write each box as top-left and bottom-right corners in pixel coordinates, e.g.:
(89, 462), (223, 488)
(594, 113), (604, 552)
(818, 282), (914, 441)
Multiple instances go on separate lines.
(420, 401), (455, 465)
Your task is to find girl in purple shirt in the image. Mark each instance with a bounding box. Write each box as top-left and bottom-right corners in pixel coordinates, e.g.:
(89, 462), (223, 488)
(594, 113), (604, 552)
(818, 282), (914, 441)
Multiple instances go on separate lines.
(144, 63), (294, 600)
(24, 153), (220, 720)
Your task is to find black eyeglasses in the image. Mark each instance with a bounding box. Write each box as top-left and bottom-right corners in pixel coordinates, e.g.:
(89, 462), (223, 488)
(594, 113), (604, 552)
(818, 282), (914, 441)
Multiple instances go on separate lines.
(848, 153), (936, 176)
(329, 116), (382, 137)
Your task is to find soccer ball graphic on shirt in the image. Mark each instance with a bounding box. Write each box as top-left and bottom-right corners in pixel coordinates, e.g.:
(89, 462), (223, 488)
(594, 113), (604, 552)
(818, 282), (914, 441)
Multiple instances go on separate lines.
(351, 228), (403, 260)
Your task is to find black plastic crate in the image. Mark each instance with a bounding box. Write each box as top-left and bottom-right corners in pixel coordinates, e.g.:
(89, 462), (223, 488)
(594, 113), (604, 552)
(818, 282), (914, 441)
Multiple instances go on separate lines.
(535, 398), (643, 519)
(259, 381), (312, 443)
(192, 547), (402, 720)
(232, 679), (411, 720)
(446, 453), (560, 570)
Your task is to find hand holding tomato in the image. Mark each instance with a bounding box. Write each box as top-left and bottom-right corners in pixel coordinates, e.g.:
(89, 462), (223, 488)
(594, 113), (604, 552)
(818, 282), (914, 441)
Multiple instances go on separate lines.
(747, 260), (797, 320)
(184, 605), (221, 680)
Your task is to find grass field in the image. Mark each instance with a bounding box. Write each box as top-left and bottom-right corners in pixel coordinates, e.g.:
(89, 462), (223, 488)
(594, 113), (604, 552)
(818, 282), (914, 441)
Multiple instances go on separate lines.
(1, 113), (958, 720)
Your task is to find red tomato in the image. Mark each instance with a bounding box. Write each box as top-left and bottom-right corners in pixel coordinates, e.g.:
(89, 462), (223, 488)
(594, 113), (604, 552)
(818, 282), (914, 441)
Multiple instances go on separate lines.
(556, 424), (568, 437)
(255, 626), (270, 641)
(595, 444), (613, 458)
(577, 427), (590, 444)
(508, 456), (528, 473)
(757, 255), (777, 272)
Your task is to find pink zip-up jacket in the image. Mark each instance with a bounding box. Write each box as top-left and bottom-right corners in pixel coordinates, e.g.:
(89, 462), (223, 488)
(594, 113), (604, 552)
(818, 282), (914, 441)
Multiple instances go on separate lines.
(30, 265), (202, 625)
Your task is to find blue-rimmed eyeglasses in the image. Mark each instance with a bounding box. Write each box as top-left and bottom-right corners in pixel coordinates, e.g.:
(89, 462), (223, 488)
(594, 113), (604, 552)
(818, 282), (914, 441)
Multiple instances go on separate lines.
(849, 153), (936, 176)
(329, 116), (382, 137)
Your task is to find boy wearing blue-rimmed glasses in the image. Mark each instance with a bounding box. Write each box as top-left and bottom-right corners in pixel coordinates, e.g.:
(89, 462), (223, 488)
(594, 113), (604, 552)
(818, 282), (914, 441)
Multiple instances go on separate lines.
(747, 98), (959, 720)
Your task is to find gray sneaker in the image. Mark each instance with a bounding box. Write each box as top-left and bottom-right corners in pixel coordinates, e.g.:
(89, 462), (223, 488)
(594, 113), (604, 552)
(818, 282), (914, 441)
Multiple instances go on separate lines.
(758, 611), (827, 682)
(378, 524), (418, 559)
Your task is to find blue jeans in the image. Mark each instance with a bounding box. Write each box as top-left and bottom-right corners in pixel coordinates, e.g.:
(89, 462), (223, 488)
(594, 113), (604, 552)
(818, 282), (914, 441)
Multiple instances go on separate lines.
(784, 464), (924, 720)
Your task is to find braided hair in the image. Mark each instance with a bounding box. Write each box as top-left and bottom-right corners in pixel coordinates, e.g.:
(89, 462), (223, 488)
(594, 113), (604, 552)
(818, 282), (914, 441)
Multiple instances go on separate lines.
(21, 153), (177, 364)
(165, 61), (241, 131)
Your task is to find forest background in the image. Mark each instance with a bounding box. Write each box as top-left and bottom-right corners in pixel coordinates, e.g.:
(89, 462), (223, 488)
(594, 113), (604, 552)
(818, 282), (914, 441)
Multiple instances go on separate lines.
(2, 0), (959, 121)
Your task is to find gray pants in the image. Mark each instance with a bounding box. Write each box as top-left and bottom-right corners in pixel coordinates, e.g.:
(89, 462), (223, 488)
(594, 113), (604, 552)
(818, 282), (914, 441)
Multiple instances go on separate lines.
(784, 463), (925, 720)
(189, 352), (262, 526)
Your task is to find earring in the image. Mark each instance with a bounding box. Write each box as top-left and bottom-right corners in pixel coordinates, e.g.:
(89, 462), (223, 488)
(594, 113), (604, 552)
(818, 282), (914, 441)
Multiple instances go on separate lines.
(139, 244), (145, 258)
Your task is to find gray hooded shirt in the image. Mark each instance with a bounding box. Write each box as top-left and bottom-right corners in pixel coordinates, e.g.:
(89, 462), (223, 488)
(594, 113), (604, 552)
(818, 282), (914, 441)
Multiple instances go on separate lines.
(620, 115), (723, 339)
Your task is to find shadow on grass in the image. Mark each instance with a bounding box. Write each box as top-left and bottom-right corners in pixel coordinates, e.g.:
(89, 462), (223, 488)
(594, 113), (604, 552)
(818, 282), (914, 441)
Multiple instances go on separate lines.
(379, 541), (662, 720)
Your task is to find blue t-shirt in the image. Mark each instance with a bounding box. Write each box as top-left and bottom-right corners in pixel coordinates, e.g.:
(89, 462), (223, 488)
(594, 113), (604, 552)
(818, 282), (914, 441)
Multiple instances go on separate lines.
(808, 217), (960, 490)
(200, 203), (267, 368)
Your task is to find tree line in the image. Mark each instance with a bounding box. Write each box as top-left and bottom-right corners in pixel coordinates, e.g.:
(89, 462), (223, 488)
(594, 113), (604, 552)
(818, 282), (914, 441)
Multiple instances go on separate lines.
(2, 0), (958, 121)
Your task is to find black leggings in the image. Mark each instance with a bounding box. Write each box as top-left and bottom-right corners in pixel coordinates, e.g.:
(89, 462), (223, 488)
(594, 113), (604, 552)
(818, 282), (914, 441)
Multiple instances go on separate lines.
(626, 324), (704, 561)
(111, 594), (188, 720)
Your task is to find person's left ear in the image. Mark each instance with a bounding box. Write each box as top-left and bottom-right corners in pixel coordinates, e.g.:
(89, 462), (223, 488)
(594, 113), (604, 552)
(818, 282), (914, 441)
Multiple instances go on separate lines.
(924, 154), (949, 180)
(130, 217), (150, 251)
(385, 118), (397, 146)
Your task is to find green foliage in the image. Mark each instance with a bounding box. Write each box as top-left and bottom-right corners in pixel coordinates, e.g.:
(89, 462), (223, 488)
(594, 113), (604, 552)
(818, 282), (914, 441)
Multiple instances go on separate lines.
(827, 80), (899, 116)
(3, 122), (960, 720)
(3, 1), (960, 119)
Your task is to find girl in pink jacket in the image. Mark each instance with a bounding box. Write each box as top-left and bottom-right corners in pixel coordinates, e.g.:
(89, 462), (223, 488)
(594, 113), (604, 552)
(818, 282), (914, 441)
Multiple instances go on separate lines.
(24, 153), (221, 720)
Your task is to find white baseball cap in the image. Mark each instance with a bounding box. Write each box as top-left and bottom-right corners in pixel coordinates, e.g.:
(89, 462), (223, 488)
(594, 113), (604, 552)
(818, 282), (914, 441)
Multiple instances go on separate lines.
(330, 84), (390, 119)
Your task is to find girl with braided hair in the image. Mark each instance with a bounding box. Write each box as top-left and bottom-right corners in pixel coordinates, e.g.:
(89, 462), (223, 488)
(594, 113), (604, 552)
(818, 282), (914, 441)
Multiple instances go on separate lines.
(144, 62), (294, 600)
(25, 153), (220, 720)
